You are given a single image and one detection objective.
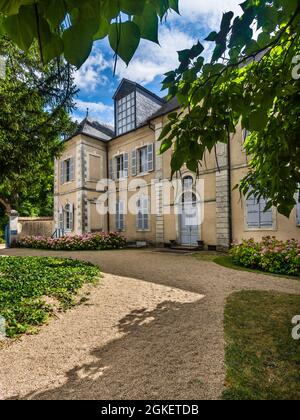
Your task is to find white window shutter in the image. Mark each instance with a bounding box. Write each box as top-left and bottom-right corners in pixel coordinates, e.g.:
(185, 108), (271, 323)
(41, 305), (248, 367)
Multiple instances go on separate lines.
(59, 207), (64, 230)
(147, 144), (154, 172)
(246, 197), (260, 228)
(123, 153), (129, 178)
(296, 194), (300, 226)
(131, 150), (137, 176)
(143, 196), (149, 230)
(70, 204), (74, 231)
(70, 158), (75, 181)
(109, 159), (115, 180)
(60, 161), (65, 185)
(259, 200), (273, 227)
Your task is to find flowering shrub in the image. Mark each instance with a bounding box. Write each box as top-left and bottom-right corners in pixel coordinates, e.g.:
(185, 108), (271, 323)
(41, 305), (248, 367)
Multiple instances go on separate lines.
(17, 232), (126, 251)
(230, 237), (300, 276)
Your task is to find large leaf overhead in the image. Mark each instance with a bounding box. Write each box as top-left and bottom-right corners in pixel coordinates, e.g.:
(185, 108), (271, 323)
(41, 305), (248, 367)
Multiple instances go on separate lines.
(0, 0), (180, 67)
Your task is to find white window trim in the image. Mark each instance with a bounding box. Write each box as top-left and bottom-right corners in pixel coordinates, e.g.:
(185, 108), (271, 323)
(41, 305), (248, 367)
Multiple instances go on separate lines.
(135, 143), (154, 176)
(244, 197), (277, 232)
(136, 195), (151, 232)
(61, 156), (75, 185)
(116, 200), (126, 232)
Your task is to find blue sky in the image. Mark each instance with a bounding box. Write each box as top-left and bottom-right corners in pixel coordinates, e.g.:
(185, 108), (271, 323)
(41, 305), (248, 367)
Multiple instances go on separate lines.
(73, 0), (242, 127)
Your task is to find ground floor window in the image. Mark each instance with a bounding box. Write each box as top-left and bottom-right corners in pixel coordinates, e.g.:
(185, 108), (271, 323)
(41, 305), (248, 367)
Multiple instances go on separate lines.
(116, 201), (125, 231)
(59, 204), (74, 231)
(246, 196), (273, 229)
(137, 196), (149, 231)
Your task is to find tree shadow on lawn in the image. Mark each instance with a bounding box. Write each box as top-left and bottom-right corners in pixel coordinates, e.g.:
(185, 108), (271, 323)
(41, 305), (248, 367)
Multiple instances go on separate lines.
(10, 297), (224, 400)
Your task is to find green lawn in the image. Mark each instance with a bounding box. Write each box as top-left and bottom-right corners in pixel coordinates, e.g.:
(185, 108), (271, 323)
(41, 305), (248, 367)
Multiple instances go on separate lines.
(0, 256), (101, 338)
(223, 291), (300, 400)
(193, 253), (299, 280)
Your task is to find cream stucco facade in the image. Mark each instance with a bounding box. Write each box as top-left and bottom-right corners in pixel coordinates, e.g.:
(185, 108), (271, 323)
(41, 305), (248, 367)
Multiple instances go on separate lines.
(54, 79), (300, 249)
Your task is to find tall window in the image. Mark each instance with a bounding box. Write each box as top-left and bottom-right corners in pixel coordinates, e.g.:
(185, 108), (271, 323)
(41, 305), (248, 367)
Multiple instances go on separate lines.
(139, 146), (148, 173)
(246, 196), (273, 229)
(60, 158), (74, 184)
(116, 92), (135, 135)
(116, 201), (125, 231)
(64, 203), (74, 231)
(137, 196), (149, 231)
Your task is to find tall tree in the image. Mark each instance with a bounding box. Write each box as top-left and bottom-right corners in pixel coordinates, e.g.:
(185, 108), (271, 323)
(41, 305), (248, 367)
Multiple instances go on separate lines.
(0, 38), (77, 214)
(160, 0), (300, 217)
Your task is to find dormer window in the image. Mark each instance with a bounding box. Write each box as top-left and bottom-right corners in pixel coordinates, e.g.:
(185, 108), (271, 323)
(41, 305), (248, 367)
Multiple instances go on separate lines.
(116, 92), (136, 135)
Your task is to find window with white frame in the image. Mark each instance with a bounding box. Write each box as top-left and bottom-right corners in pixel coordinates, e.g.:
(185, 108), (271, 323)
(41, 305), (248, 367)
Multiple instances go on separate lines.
(116, 92), (136, 135)
(139, 146), (148, 174)
(116, 201), (125, 231)
(109, 153), (128, 180)
(132, 144), (154, 175)
(246, 195), (273, 229)
(60, 158), (74, 184)
(59, 203), (74, 231)
(137, 196), (149, 231)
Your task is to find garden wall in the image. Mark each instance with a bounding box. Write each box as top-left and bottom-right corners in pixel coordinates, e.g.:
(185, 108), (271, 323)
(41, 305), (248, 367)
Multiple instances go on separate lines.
(18, 217), (54, 239)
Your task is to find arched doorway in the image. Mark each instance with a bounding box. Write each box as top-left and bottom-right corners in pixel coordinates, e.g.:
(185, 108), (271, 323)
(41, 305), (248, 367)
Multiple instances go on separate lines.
(179, 176), (200, 246)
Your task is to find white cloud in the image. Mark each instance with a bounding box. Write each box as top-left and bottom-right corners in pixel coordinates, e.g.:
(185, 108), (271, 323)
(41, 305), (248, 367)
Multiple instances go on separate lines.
(74, 51), (111, 91)
(73, 99), (114, 125)
(173, 0), (242, 28)
(116, 27), (196, 85)
(115, 1), (242, 86)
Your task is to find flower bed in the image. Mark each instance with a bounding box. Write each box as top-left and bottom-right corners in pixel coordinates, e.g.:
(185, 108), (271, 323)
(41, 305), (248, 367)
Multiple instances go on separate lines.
(17, 232), (126, 251)
(230, 237), (300, 277)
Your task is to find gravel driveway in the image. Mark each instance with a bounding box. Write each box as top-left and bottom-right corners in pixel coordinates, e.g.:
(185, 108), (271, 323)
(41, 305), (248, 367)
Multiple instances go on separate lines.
(1, 248), (300, 400)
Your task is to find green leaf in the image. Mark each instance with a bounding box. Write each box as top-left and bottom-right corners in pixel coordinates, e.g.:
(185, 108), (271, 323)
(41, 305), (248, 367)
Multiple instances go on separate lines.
(0, 0), (33, 15)
(63, 20), (99, 67)
(3, 5), (36, 52)
(109, 21), (140, 65)
(43, 0), (67, 28)
(120, 0), (144, 15)
(133, 4), (159, 43)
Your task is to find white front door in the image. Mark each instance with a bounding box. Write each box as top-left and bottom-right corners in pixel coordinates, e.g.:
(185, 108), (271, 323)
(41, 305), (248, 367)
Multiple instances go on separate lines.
(180, 198), (199, 246)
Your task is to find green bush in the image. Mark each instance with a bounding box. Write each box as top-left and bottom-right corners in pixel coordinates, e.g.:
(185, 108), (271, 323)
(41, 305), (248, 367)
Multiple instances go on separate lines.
(0, 257), (101, 338)
(230, 237), (300, 276)
(17, 232), (126, 251)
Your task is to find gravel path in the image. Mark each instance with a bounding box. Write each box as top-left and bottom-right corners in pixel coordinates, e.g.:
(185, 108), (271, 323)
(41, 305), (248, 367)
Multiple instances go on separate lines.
(1, 248), (300, 400)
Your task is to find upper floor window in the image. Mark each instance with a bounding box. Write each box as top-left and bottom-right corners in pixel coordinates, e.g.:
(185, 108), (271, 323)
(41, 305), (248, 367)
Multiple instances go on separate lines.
(131, 144), (154, 176)
(246, 195), (273, 230)
(139, 146), (148, 174)
(116, 92), (136, 135)
(60, 158), (74, 184)
(109, 153), (128, 180)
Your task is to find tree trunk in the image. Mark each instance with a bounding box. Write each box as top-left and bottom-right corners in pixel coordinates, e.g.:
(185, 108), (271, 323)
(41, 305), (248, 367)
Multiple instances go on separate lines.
(0, 197), (11, 214)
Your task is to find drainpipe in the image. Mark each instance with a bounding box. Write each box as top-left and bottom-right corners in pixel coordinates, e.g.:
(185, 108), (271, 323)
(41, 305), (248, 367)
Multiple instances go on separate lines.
(106, 142), (110, 233)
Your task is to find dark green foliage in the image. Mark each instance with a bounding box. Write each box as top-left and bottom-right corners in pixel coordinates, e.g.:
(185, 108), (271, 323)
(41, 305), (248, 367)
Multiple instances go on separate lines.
(0, 0), (179, 68)
(160, 1), (300, 217)
(0, 38), (77, 215)
(0, 257), (101, 337)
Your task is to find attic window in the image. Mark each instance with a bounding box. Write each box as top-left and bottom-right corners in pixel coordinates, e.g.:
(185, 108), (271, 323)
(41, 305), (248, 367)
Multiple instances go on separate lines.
(116, 92), (136, 135)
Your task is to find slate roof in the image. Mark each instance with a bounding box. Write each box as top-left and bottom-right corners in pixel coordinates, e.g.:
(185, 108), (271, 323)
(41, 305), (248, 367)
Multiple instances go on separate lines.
(74, 118), (115, 141)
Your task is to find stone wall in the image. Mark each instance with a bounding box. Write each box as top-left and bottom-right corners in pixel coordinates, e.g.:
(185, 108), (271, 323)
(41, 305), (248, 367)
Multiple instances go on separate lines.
(18, 217), (54, 238)
(215, 143), (231, 251)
